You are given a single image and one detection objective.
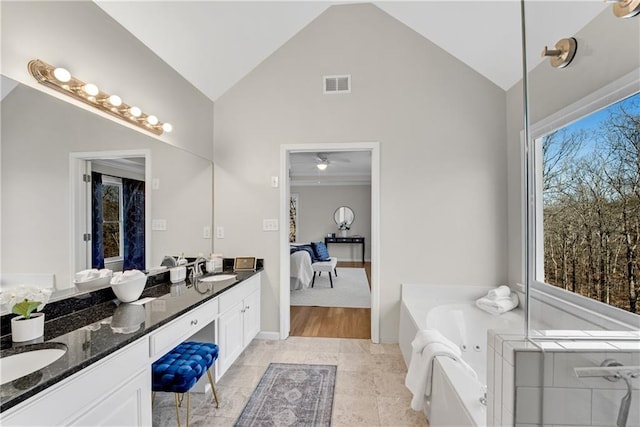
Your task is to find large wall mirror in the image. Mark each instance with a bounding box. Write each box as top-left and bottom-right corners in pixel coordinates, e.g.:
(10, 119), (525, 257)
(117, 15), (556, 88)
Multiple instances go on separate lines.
(1, 75), (213, 302)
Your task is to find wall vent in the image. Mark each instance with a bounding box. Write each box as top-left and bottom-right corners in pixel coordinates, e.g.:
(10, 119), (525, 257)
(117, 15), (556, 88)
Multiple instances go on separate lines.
(323, 75), (351, 94)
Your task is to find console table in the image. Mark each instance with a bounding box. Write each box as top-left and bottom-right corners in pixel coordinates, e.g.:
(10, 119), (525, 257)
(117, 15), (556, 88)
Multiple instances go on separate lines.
(325, 236), (365, 263)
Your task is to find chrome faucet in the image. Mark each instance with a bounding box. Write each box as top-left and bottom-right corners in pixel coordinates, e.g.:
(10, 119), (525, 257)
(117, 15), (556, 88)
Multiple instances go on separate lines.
(192, 256), (206, 277)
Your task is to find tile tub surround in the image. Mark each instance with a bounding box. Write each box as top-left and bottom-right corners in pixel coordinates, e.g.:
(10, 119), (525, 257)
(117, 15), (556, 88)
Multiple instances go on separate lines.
(152, 337), (428, 427)
(487, 330), (640, 427)
(0, 269), (262, 413)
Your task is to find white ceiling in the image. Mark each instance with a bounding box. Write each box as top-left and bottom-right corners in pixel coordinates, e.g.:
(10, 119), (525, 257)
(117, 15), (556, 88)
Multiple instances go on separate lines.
(95, 1), (607, 102)
(289, 151), (372, 186)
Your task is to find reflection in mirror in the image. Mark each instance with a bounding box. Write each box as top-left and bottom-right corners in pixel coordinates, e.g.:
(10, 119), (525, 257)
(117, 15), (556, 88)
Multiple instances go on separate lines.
(333, 206), (355, 229)
(1, 75), (213, 306)
(86, 157), (147, 273)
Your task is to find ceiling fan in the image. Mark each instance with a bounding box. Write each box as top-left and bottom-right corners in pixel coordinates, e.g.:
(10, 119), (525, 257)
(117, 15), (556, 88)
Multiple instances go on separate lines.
(290, 152), (351, 170)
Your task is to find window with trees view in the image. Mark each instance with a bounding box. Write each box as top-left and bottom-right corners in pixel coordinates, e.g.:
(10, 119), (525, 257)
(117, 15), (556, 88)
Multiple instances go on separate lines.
(539, 92), (639, 314)
(101, 176), (123, 261)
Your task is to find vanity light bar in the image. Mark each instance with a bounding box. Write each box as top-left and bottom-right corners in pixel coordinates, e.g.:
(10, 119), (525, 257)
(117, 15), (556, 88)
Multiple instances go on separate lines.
(27, 59), (172, 136)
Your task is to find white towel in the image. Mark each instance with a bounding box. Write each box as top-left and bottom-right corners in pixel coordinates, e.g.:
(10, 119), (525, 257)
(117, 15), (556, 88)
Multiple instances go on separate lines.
(476, 292), (519, 315)
(405, 330), (462, 411)
(487, 285), (511, 299)
(75, 269), (100, 282)
(111, 269), (145, 285)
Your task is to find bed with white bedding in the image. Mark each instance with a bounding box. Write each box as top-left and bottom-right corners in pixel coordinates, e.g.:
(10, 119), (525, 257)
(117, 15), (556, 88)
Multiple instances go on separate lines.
(290, 249), (313, 290)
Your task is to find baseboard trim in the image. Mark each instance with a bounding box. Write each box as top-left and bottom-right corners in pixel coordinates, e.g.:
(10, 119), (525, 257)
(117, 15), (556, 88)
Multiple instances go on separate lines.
(255, 331), (280, 340)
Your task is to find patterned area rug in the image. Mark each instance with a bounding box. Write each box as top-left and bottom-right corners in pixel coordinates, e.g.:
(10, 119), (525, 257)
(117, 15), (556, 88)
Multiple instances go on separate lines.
(235, 363), (336, 426)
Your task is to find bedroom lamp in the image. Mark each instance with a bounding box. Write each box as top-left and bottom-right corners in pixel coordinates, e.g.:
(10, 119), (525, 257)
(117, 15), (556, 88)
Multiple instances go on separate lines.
(27, 59), (172, 136)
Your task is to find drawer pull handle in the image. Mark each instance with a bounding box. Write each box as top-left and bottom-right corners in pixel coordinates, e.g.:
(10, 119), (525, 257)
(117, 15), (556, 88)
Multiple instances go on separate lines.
(191, 319), (198, 326)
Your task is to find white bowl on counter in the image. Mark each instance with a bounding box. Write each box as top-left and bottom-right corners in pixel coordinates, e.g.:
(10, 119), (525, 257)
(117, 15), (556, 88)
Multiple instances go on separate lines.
(110, 271), (147, 303)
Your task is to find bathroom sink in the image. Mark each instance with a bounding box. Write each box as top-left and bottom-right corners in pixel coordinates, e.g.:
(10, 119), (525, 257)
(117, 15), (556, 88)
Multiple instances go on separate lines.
(198, 274), (237, 283)
(0, 342), (67, 385)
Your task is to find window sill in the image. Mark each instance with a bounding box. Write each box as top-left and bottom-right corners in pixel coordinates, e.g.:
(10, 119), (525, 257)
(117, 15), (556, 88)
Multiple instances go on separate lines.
(530, 281), (639, 332)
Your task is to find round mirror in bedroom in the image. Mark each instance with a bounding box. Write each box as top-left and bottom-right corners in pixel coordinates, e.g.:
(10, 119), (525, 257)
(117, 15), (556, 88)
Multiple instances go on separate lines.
(333, 206), (355, 230)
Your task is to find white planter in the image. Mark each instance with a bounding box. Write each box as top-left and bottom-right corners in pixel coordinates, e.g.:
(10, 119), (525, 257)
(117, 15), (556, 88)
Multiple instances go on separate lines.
(11, 313), (45, 342)
(340, 230), (348, 237)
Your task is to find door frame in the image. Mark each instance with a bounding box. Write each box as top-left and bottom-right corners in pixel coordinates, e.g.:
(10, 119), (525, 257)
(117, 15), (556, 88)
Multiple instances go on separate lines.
(279, 142), (380, 343)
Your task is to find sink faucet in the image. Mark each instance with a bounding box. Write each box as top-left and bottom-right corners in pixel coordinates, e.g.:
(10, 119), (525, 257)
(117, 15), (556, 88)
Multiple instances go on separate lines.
(191, 256), (206, 278)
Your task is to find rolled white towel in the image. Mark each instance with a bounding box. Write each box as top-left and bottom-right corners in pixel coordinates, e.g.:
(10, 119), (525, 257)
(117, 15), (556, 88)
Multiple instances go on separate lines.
(476, 293), (519, 315)
(99, 269), (112, 278)
(111, 269), (145, 285)
(487, 285), (511, 299)
(75, 269), (100, 282)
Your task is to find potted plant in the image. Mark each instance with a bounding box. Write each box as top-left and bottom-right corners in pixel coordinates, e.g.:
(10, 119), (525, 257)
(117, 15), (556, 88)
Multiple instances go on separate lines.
(1, 286), (52, 342)
(338, 222), (350, 237)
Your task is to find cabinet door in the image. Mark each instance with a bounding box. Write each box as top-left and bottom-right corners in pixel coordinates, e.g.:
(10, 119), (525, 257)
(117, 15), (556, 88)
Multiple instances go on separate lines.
(217, 300), (244, 378)
(242, 289), (261, 346)
(70, 368), (151, 426)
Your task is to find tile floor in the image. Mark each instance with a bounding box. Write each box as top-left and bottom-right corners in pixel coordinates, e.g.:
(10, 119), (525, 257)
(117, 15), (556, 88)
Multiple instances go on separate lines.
(152, 336), (428, 426)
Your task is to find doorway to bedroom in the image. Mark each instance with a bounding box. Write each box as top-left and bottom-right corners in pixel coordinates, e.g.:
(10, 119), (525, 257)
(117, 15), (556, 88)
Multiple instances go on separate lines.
(280, 143), (380, 342)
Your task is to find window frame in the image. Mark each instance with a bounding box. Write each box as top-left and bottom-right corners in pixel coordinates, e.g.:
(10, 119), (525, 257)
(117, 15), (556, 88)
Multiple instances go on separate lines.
(526, 70), (640, 330)
(101, 174), (124, 263)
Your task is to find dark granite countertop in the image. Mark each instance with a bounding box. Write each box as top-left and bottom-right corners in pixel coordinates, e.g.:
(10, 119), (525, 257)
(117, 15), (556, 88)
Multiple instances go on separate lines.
(0, 269), (261, 413)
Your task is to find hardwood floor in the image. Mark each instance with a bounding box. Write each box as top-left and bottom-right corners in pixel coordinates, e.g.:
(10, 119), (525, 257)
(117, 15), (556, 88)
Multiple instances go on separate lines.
(290, 261), (371, 339)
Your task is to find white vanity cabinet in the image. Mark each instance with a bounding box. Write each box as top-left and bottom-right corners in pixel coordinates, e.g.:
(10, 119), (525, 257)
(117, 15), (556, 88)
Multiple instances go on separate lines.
(217, 273), (261, 378)
(1, 338), (151, 426)
(148, 294), (219, 360)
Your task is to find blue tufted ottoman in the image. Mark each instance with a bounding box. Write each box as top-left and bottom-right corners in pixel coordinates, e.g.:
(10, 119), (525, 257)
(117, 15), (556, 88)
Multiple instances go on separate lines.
(152, 341), (220, 427)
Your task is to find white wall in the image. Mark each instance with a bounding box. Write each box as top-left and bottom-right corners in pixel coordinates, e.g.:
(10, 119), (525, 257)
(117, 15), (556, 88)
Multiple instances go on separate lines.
(291, 185), (371, 261)
(213, 4), (508, 342)
(1, 1), (213, 160)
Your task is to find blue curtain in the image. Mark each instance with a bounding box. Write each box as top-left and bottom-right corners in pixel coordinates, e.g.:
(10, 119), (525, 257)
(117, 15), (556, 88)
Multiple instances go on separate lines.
(122, 178), (145, 270)
(91, 172), (104, 269)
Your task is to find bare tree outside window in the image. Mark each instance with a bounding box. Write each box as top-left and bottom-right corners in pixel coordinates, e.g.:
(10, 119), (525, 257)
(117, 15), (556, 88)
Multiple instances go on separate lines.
(541, 93), (640, 314)
(102, 179), (122, 260)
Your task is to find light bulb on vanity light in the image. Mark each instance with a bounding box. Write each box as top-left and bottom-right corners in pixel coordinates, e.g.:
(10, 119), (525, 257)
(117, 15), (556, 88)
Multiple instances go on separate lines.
(83, 83), (99, 97)
(162, 123), (173, 133)
(108, 95), (122, 107)
(52, 67), (71, 83)
(316, 162), (328, 171)
(146, 115), (158, 126)
(129, 106), (142, 118)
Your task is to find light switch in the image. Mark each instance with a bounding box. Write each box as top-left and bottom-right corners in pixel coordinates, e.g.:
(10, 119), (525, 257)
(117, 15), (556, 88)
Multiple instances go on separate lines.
(152, 219), (167, 231)
(203, 226), (211, 239)
(152, 178), (160, 190)
(216, 226), (224, 239)
(263, 219), (278, 231)
(271, 176), (279, 188)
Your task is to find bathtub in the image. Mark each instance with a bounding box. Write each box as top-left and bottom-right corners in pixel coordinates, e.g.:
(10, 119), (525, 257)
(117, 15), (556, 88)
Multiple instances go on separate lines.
(399, 283), (523, 426)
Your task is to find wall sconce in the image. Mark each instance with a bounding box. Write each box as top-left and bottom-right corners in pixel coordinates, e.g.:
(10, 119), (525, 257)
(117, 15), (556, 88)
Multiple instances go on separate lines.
(27, 59), (172, 136)
(607, 0), (640, 18)
(541, 38), (577, 69)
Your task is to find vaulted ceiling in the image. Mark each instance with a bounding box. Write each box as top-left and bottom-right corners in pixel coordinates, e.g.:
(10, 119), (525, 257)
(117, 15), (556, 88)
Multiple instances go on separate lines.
(95, 1), (607, 102)
(93, 1), (608, 183)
